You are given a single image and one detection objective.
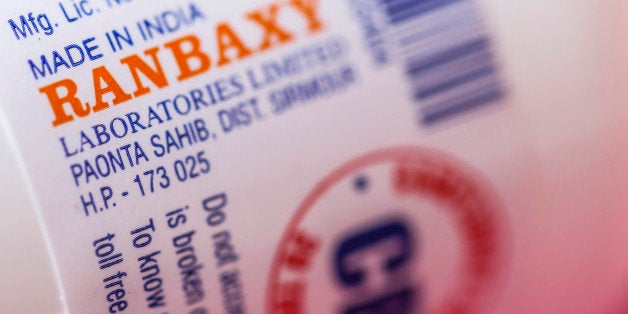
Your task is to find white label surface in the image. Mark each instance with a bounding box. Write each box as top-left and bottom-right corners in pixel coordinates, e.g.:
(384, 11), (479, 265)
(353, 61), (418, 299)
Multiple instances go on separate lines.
(0, 0), (536, 313)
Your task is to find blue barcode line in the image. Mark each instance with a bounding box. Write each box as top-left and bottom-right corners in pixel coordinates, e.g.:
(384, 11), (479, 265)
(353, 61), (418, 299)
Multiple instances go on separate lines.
(414, 64), (495, 100)
(377, 0), (504, 125)
(422, 87), (502, 124)
(405, 37), (488, 76)
(381, 0), (464, 24)
(397, 11), (479, 47)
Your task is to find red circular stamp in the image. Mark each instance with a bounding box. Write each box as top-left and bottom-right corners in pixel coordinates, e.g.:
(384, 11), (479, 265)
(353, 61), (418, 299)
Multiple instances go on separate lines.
(267, 146), (508, 314)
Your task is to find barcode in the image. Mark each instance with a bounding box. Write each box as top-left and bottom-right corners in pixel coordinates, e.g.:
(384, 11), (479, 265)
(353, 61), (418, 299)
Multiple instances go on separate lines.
(380, 0), (504, 125)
